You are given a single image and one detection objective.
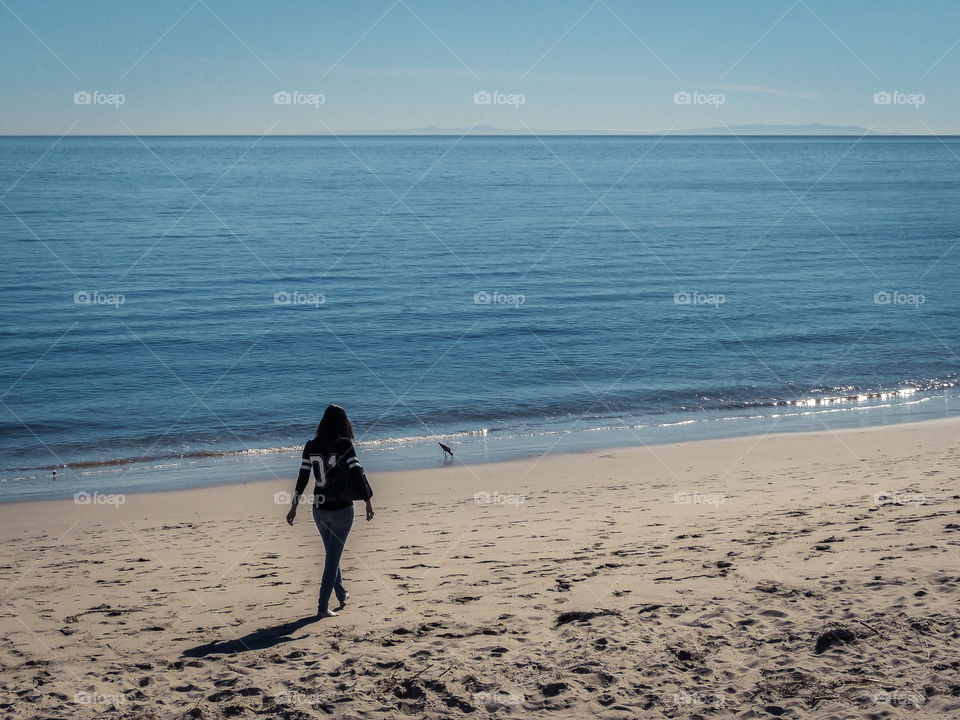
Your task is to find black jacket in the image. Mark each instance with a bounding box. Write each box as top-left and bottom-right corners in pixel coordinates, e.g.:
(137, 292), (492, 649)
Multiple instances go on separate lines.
(293, 436), (372, 510)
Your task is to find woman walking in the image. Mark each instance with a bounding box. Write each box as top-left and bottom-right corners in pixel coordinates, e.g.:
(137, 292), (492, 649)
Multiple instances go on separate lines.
(286, 405), (374, 618)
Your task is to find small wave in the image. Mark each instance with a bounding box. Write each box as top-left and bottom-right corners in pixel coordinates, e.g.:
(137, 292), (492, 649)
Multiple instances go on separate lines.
(16, 428), (495, 473)
(356, 428), (490, 447)
(657, 419), (699, 427)
(583, 424), (649, 433)
(7, 384), (947, 475)
(708, 385), (939, 412)
(781, 388), (918, 408)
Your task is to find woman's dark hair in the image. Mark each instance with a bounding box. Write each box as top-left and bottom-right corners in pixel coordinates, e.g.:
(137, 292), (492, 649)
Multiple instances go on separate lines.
(316, 404), (354, 444)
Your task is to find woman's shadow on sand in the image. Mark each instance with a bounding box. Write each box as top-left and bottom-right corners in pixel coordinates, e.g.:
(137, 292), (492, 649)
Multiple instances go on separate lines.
(182, 615), (319, 658)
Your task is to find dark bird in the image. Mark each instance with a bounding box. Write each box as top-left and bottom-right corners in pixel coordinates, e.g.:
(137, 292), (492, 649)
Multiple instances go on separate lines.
(438, 442), (453, 460)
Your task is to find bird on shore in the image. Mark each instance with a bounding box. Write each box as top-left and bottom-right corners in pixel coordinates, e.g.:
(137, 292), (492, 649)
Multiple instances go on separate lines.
(438, 442), (453, 461)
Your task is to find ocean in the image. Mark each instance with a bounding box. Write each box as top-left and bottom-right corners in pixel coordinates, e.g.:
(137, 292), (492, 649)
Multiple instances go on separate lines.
(1, 135), (958, 501)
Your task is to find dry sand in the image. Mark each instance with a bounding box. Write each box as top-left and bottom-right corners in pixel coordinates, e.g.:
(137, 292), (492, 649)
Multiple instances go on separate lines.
(1, 419), (959, 719)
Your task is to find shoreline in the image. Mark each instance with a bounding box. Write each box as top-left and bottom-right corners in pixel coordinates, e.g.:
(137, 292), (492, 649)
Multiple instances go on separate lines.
(1, 414), (956, 510)
(5, 386), (954, 501)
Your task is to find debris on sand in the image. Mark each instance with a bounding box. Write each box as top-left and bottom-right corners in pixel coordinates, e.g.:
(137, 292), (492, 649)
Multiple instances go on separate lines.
(555, 609), (619, 627)
(814, 627), (856, 654)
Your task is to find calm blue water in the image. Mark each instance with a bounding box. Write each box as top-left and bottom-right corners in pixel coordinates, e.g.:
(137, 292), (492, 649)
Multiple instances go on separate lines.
(1, 135), (958, 501)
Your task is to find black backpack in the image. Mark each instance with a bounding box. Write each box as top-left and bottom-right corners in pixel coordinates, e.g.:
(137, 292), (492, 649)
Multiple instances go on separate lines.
(311, 441), (372, 503)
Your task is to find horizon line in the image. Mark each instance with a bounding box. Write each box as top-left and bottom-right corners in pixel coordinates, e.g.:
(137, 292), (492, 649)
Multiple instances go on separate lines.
(2, 132), (959, 138)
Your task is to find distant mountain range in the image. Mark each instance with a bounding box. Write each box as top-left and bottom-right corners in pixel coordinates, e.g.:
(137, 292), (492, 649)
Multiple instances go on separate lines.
(378, 123), (880, 136)
(673, 123), (877, 136)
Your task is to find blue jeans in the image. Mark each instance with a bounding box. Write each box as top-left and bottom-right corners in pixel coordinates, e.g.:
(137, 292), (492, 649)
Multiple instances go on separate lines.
(312, 504), (354, 612)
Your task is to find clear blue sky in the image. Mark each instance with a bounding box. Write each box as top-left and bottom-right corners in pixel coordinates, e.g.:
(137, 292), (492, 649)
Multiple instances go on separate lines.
(1, 0), (957, 134)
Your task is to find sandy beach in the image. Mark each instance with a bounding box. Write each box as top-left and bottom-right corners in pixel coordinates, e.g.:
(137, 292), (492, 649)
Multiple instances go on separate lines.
(2, 419), (959, 719)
